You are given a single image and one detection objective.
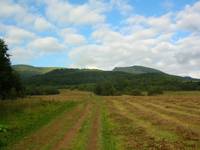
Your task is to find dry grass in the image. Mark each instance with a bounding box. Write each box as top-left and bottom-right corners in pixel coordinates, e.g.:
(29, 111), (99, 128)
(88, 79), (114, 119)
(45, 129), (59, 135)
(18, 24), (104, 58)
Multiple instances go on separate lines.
(32, 89), (93, 102)
(104, 92), (200, 149)
(1, 90), (200, 150)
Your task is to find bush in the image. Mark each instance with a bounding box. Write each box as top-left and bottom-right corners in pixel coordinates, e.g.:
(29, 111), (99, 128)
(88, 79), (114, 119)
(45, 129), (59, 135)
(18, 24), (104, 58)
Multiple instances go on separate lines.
(147, 88), (163, 96)
(0, 124), (9, 133)
(76, 84), (95, 91)
(129, 89), (144, 96)
(94, 82), (118, 96)
(25, 86), (60, 95)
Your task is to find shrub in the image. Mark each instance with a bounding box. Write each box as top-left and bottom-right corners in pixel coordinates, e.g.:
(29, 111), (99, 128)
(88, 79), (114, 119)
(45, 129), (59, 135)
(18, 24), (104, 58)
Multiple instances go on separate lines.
(129, 89), (144, 96)
(147, 88), (163, 96)
(0, 124), (9, 133)
(25, 86), (59, 95)
(94, 82), (118, 96)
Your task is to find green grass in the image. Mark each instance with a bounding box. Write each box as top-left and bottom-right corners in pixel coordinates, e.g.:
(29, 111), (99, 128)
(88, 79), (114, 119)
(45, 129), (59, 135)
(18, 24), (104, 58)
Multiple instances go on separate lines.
(100, 103), (122, 150)
(41, 103), (86, 150)
(0, 98), (78, 149)
(1, 90), (200, 150)
(69, 110), (92, 150)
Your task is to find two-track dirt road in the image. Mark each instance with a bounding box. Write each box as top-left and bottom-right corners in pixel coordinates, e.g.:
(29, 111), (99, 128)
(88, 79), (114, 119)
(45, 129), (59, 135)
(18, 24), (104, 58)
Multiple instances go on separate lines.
(11, 93), (101, 150)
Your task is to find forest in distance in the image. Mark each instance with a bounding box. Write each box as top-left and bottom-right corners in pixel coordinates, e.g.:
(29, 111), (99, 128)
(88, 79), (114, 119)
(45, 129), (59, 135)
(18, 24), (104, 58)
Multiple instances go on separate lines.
(12, 63), (200, 97)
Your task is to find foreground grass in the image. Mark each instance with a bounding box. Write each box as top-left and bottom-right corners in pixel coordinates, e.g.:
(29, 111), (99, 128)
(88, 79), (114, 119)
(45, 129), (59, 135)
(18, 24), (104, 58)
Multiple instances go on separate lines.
(104, 93), (200, 149)
(100, 103), (122, 150)
(67, 95), (122, 150)
(69, 107), (93, 150)
(0, 97), (78, 149)
(1, 90), (200, 150)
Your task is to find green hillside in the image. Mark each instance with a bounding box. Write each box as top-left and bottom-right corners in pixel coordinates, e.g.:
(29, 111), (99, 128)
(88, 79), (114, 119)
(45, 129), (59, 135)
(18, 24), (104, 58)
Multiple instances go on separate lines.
(12, 64), (63, 78)
(113, 65), (164, 74)
(23, 68), (200, 92)
(12, 64), (200, 94)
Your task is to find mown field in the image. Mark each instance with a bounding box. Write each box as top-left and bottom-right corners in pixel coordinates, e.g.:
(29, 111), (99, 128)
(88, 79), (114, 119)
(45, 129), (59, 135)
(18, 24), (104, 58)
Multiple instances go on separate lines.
(0, 90), (200, 150)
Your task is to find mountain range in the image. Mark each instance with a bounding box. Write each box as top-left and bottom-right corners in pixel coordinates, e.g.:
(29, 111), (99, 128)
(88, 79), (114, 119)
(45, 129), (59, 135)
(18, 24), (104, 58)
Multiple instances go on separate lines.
(14, 64), (165, 77)
(12, 64), (200, 92)
(12, 64), (63, 78)
(113, 65), (164, 74)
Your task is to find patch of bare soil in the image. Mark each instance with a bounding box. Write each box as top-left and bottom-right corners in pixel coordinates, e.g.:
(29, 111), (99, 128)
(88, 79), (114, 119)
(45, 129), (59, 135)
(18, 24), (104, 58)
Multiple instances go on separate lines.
(12, 104), (86, 150)
(51, 104), (91, 150)
(87, 105), (100, 150)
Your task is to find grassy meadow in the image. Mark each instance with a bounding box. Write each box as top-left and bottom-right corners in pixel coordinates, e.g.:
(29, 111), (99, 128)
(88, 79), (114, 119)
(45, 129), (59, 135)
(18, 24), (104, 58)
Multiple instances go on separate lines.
(0, 90), (200, 150)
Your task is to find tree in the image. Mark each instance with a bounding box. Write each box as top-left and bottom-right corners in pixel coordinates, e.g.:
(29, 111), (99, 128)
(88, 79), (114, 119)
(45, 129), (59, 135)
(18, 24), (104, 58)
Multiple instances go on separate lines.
(94, 82), (117, 96)
(0, 39), (24, 99)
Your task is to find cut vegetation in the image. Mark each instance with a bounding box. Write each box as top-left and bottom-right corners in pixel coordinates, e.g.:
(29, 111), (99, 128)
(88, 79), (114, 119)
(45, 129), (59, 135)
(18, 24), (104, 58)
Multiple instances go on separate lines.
(1, 90), (200, 150)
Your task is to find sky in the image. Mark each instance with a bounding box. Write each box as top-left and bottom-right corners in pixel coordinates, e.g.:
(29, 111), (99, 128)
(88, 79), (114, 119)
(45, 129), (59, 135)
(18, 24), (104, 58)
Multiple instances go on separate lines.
(0, 0), (200, 78)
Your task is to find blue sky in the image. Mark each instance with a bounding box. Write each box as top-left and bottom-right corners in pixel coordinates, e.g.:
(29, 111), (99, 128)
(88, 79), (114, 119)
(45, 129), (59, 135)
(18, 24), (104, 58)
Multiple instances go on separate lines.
(0, 0), (200, 77)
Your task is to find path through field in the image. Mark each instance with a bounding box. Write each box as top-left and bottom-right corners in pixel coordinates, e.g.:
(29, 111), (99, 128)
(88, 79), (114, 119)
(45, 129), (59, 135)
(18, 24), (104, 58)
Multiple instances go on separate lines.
(6, 90), (200, 150)
(9, 92), (103, 150)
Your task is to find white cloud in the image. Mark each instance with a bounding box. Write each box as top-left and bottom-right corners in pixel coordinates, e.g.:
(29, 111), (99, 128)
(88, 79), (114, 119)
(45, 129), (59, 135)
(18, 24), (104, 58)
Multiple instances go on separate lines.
(45, 0), (105, 26)
(111, 0), (133, 15)
(148, 14), (175, 32)
(0, 0), (53, 31)
(176, 35), (200, 65)
(126, 13), (175, 33)
(34, 17), (54, 31)
(176, 1), (200, 32)
(92, 26), (124, 43)
(28, 37), (65, 52)
(60, 28), (86, 45)
(3, 25), (36, 46)
(9, 36), (66, 63)
(69, 26), (176, 71)
(0, 0), (24, 18)
(10, 47), (36, 63)
(0, 0), (34, 25)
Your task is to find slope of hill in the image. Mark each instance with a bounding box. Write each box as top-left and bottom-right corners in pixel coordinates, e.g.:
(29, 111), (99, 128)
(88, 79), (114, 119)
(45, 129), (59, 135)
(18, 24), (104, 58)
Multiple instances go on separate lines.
(12, 64), (62, 78)
(12, 64), (200, 92)
(113, 65), (164, 74)
(23, 68), (200, 91)
(25, 68), (134, 85)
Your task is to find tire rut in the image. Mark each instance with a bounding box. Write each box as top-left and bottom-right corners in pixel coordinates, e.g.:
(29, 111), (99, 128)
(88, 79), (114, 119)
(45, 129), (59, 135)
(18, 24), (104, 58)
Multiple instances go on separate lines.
(12, 104), (84, 150)
(87, 105), (100, 150)
(51, 104), (91, 150)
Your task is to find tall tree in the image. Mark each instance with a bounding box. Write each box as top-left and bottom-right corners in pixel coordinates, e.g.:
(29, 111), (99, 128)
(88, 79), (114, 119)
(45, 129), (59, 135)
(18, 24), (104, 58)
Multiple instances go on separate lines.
(0, 39), (23, 99)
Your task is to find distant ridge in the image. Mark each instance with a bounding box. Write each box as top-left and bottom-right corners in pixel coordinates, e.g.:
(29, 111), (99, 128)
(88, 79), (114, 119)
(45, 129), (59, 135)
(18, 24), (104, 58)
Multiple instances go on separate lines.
(12, 64), (200, 91)
(113, 65), (164, 74)
(12, 64), (63, 78)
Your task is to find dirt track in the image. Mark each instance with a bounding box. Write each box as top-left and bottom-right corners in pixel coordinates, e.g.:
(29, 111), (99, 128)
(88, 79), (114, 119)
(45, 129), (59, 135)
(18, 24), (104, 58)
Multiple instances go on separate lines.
(52, 104), (90, 150)
(87, 103), (100, 150)
(11, 94), (102, 150)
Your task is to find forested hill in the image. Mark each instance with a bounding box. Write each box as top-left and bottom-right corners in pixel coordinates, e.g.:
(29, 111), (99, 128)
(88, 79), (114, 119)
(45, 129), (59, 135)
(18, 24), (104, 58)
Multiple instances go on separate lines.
(14, 64), (165, 77)
(17, 66), (200, 91)
(12, 64), (63, 78)
(113, 65), (164, 74)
